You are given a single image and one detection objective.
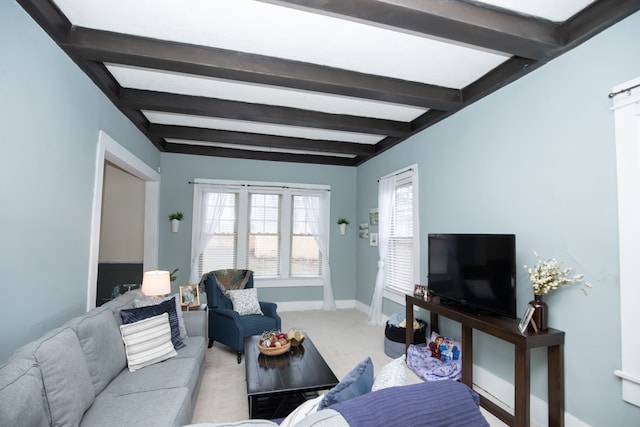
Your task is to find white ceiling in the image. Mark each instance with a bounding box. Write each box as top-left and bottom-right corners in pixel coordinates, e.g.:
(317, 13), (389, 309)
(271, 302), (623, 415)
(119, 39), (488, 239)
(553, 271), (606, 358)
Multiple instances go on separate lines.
(18, 0), (636, 165)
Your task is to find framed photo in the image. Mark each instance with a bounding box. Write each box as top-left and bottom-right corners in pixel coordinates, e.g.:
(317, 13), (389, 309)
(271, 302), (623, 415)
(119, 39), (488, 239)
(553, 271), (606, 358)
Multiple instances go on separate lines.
(518, 305), (536, 334)
(370, 232), (378, 246)
(359, 223), (369, 238)
(414, 284), (426, 297)
(369, 208), (379, 225)
(179, 284), (200, 307)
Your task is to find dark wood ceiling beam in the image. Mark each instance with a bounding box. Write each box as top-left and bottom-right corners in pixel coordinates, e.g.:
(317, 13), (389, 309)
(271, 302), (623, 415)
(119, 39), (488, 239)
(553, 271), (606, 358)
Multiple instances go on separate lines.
(261, 0), (562, 59)
(16, 0), (71, 42)
(64, 27), (460, 111)
(150, 124), (376, 156)
(165, 142), (357, 166)
(461, 57), (537, 104)
(561, 0), (640, 50)
(122, 89), (410, 137)
(353, 109), (449, 165)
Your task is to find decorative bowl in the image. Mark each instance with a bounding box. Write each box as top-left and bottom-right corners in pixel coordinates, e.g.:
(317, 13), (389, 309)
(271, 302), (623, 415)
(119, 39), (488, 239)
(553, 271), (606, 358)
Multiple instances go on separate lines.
(258, 341), (291, 356)
(258, 330), (291, 356)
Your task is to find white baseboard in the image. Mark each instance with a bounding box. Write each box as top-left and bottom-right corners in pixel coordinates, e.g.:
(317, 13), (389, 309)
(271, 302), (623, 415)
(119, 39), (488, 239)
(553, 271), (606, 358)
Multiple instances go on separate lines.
(473, 364), (590, 427)
(275, 299), (357, 312)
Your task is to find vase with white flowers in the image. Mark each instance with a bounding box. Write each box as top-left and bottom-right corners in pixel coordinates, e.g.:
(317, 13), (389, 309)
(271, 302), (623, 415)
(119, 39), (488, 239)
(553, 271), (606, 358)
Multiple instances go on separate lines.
(524, 251), (590, 331)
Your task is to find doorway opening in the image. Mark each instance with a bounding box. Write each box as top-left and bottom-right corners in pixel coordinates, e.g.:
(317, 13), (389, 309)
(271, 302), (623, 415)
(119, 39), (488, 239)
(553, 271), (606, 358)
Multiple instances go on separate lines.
(87, 131), (160, 310)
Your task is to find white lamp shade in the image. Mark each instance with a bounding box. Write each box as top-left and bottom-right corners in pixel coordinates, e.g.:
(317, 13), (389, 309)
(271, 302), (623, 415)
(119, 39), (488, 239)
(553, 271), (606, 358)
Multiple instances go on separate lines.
(141, 270), (171, 296)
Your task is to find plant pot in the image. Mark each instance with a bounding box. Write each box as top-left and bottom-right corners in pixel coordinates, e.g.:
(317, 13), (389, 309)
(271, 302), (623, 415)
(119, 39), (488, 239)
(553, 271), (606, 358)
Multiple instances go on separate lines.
(339, 223), (347, 235)
(171, 219), (180, 233)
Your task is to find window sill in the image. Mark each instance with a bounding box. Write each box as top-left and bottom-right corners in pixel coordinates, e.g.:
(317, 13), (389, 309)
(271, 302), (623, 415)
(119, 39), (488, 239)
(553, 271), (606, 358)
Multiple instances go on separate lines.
(256, 277), (324, 288)
(384, 288), (409, 306)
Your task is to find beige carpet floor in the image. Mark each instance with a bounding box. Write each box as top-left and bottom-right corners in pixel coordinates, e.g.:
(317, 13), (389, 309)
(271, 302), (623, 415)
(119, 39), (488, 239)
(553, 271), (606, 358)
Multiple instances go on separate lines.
(191, 309), (504, 425)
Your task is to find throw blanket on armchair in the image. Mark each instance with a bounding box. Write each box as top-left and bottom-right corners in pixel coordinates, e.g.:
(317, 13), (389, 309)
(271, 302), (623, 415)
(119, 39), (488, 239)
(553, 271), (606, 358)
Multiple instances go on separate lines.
(199, 269), (252, 295)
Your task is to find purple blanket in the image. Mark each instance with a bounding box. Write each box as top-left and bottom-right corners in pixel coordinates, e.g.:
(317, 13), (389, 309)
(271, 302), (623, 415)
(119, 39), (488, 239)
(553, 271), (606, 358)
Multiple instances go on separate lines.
(331, 380), (489, 427)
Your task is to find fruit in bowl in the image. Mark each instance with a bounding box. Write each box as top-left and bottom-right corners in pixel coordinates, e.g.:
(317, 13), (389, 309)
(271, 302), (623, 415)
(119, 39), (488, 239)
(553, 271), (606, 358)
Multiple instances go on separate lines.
(287, 328), (305, 346)
(258, 330), (291, 355)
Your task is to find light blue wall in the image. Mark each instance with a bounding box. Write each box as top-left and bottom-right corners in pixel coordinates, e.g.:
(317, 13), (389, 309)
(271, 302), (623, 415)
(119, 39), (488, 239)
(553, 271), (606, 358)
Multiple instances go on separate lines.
(157, 153), (357, 303)
(0, 1), (159, 362)
(356, 11), (640, 426)
(3, 0), (640, 422)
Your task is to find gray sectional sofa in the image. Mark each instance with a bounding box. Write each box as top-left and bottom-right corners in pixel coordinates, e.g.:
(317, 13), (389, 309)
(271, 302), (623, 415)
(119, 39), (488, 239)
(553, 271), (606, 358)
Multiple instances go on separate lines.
(0, 289), (206, 427)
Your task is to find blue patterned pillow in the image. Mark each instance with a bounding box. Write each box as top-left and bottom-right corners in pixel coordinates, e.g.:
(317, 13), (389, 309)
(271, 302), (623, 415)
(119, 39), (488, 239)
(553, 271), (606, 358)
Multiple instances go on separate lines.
(120, 297), (185, 350)
(319, 357), (374, 409)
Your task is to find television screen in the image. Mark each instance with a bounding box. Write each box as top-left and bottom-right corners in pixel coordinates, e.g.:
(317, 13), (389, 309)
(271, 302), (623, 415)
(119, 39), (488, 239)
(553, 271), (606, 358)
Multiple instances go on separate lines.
(428, 234), (516, 318)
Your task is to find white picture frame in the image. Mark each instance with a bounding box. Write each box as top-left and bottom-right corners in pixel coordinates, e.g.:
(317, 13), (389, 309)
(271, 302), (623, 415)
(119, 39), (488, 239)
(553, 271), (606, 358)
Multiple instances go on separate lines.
(369, 208), (379, 225)
(370, 232), (378, 246)
(359, 223), (369, 238)
(518, 306), (536, 334)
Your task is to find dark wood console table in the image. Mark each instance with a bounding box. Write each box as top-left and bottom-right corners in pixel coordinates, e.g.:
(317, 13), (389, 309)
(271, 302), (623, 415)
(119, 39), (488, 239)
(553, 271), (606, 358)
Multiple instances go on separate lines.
(405, 295), (565, 427)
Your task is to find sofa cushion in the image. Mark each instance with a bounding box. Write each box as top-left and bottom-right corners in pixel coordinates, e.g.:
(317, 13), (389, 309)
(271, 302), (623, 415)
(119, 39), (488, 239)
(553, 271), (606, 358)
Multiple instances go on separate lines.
(174, 336), (206, 361)
(103, 357), (197, 395)
(120, 313), (177, 372)
(81, 387), (191, 427)
(289, 408), (349, 427)
(0, 357), (49, 427)
(34, 327), (95, 427)
(102, 289), (140, 326)
(279, 394), (324, 427)
(71, 307), (127, 395)
(121, 297), (185, 350)
(228, 288), (263, 316)
(134, 293), (188, 339)
(372, 355), (406, 391)
(318, 357), (373, 409)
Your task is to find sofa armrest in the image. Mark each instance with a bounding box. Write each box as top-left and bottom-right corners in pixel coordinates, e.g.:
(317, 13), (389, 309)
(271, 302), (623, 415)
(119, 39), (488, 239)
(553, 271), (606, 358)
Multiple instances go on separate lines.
(182, 310), (206, 337)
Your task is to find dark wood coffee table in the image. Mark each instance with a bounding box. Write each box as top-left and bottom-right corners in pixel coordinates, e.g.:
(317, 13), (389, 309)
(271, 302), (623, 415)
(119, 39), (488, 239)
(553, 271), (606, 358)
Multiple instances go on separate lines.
(244, 334), (339, 419)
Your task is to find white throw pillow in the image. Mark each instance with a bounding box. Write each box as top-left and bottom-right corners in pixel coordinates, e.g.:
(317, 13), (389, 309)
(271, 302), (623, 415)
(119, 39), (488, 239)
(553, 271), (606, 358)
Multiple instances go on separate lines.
(228, 288), (264, 316)
(279, 394), (325, 427)
(372, 355), (406, 391)
(134, 293), (188, 339)
(120, 313), (177, 372)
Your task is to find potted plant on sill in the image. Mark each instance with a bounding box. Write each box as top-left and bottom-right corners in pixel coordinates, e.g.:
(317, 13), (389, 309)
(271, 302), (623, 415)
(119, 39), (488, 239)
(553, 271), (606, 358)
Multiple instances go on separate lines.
(337, 218), (349, 235)
(169, 212), (184, 233)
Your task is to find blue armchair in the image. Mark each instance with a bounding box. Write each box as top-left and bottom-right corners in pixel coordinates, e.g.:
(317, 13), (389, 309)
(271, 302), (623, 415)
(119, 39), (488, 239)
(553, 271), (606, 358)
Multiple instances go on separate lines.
(203, 271), (281, 363)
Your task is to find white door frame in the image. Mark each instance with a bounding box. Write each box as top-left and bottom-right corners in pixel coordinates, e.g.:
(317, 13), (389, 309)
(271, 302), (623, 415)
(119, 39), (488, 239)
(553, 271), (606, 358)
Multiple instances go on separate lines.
(86, 131), (160, 310)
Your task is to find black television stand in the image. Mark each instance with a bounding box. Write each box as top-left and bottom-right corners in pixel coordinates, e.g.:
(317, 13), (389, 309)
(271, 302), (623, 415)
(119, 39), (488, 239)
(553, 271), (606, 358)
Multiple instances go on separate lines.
(405, 294), (565, 427)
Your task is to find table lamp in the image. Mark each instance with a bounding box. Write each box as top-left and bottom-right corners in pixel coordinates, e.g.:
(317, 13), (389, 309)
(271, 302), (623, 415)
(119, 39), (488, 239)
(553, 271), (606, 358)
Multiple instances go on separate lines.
(141, 270), (171, 297)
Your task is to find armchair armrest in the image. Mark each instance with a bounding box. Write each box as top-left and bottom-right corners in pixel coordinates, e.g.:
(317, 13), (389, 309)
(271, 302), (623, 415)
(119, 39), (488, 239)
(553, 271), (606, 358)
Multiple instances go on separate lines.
(259, 301), (278, 318)
(211, 307), (241, 321)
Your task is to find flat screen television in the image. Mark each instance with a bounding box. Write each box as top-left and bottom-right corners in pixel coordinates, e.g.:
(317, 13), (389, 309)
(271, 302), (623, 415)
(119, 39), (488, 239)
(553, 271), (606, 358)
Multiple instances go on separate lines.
(427, 234), (516, 319)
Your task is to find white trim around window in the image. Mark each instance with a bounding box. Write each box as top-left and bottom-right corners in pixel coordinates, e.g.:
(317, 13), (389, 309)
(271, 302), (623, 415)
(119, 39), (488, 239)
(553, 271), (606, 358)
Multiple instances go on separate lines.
(381, 165), (420, 306)
(190, 178), (330, 288)
(612, 76), (640, 408)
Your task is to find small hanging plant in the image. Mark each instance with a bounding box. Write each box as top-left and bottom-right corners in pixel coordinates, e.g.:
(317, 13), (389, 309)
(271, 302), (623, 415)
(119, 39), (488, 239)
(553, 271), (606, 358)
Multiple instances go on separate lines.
(337, 218), (350, 225)
(169, 212), (184, 221)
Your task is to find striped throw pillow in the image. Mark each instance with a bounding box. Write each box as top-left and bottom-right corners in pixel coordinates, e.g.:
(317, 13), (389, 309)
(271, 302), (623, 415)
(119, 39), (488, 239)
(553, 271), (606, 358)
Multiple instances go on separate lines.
(119, 313), (177, 372)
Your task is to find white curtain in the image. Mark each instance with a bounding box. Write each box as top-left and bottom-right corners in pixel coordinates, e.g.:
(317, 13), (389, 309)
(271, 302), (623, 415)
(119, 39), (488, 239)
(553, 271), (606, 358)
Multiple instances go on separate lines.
(189, 191), (228, 283)
(367, 175), (397, 325)
(302, 193), (336, 310)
